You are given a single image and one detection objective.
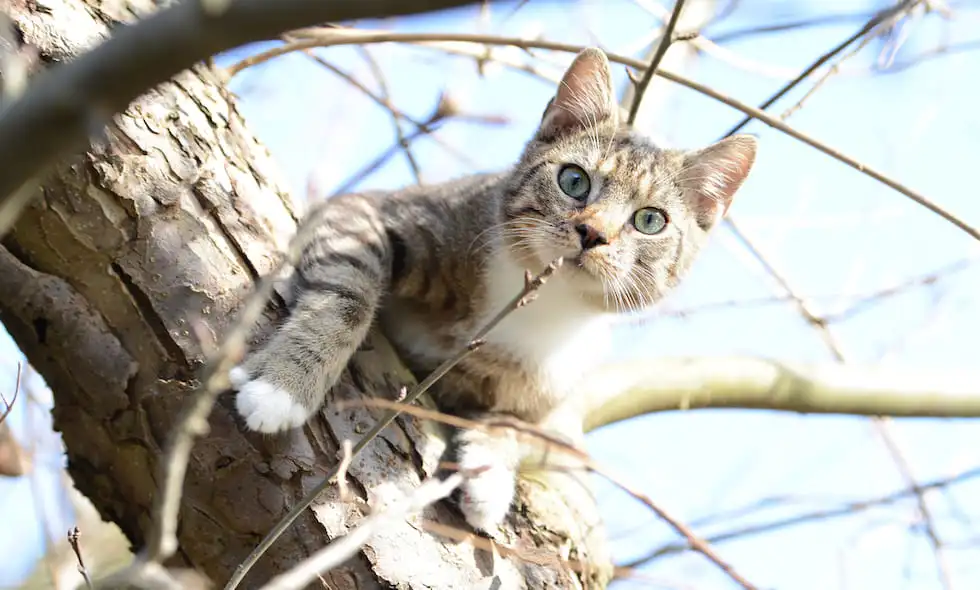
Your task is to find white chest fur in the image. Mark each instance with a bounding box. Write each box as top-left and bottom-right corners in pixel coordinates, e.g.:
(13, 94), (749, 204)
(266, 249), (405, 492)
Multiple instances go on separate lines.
(476, 252), (614, 403)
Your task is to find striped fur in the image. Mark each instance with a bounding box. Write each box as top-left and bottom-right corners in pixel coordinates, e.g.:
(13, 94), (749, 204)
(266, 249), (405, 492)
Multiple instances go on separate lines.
(233, 48), (757, 532)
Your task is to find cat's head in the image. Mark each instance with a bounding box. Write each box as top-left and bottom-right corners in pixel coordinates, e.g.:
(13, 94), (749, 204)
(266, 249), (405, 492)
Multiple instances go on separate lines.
(502, 48), (757, 313)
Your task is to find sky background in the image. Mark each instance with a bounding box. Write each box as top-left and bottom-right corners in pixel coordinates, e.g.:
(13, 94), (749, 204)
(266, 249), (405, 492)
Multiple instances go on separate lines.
(2, 0), (980, 588)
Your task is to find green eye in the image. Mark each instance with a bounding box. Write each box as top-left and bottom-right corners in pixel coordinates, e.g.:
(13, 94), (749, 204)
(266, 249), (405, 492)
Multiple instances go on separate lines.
(633, 207), (668, 235)
(557, 164), (591, 201)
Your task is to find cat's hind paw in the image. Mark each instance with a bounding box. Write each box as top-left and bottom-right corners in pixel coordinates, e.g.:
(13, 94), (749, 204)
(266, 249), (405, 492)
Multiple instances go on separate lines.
(232, 367), (312, 433)
(457, 445), (517, 534)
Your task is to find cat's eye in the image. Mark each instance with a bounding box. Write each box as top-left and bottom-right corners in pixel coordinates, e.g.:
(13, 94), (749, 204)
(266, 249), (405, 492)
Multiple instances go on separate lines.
(557, 164), (591, 201)
(633, 207), (668, 235)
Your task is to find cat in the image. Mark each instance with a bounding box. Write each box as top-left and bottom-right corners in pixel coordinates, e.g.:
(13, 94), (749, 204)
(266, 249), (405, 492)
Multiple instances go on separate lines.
(231, 47), (757, 533)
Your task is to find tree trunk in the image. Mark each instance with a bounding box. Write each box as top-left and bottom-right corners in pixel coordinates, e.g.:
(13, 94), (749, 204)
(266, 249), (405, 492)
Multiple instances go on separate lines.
(0, 1), (610, 588)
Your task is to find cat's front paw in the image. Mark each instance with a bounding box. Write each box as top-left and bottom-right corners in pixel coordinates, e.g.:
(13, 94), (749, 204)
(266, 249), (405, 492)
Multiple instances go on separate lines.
(231, 367), (312, 433)
(457, 445), (517, 534)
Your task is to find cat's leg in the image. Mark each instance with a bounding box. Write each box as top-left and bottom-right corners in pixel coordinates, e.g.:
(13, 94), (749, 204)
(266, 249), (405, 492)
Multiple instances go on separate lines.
(451, 403), (588, 533)
(234, 194), (390, 433)
(450, 415), (524, 533)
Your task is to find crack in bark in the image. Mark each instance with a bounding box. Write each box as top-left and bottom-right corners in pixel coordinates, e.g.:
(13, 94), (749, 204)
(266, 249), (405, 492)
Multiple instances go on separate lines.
(110, 261), (190, 371)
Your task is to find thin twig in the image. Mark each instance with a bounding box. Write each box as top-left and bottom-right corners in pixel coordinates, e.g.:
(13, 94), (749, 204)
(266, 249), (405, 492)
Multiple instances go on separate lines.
(330, 121), (435, 197)
(336, 439), (354, 503)
(588, 462), (757, 589)
(870, 38), (980, 75)
(0, 361), (21, 424)
(289, 45), (428, 187)
(820, 256), (975, 324)
(720, 219), (956, 590)
(338, 397), (590, 463)
(284, 42), (479, 172)
(708, 11), (879, 44)
(328, 94), (507, 197)
(626, 0), (690, 125)
(625, 464), (980, 567)
(873, 421), (955, 589)
(228, 30), (980, 243)
(260, 474), (466, 590)
(421, 520), (639, 580)
(224, 257), (564, 590)
(658, 255), (975, 321)
(140, 199), (356, 567)
(345, 397), (756, 590)
(779, 22), (882, 120)
(66, 527), (94, 590)
(724, 0), (920, 136)
(143, 266), (286, 562)
(356, 46), (424, 183)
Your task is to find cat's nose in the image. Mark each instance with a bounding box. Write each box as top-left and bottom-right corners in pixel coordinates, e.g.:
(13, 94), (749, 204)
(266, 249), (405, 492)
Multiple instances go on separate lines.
(575, 223), (609, 250)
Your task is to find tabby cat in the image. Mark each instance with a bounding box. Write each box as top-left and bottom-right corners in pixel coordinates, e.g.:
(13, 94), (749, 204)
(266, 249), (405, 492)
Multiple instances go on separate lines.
(231, 48), (757, 532)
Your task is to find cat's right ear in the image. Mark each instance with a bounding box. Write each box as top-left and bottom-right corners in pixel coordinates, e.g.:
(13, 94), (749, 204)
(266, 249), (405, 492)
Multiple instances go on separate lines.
(537, 48), (619, 142)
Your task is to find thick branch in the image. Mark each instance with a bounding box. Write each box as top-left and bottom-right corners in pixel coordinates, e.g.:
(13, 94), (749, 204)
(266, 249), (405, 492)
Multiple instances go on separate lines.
(0, 0), (491, 232)
(583, 357), (980, 432)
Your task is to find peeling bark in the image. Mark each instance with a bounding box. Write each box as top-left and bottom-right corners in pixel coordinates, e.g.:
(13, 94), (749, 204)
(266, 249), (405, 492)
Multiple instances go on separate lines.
(0, 1), (611, 588)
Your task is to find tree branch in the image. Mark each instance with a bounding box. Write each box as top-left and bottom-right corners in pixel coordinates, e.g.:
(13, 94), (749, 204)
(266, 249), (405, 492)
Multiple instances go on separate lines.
(624, 464), (980, 567)
(724, 0), (921, 136)
(0, 0), (493, 234)
(582, 357), (980, 433)
(224, 258), (565, 590)
(229, 30), (980, 243)
(348, 398), (758, 589)
(626, 0), (689, 125)
(261, 474), (466, 590)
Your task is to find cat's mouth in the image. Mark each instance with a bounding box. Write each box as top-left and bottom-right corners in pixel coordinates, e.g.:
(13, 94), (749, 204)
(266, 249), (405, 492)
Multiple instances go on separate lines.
(570, 248), (615, 282)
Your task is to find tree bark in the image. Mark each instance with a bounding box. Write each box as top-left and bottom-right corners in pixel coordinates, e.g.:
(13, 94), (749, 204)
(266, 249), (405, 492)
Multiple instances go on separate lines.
(0, 1), (610, 588)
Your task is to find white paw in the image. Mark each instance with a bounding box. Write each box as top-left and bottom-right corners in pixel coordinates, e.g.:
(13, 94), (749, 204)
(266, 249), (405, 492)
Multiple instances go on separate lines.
(233, 369), (311, 433)
(458, 447), (517, 533)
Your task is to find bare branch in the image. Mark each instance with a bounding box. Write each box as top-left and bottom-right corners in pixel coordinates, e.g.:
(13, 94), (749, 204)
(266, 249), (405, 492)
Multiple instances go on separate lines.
(67, 527), (94, 590)
(0, 360), (20, 424)
(626, 0), (690, 125)
(0, 362), (27, 476)
(659, 255), (975, 321)
(587, 461), (757, 589)
(724, 0), (922, 136)
(720, 217), (960, 589)
(583, 357), (980, 432)
(779, 25), (881, 120)
(230, 30), (980, 242)
(625, 464), (980, 567)
(0, 0), (493, 235)
(872, 420), (955, 589)
(283, 49), (482, 181)
(709, 11), (879, 44)
(872, 38), (980, 74)
(345, 397), (757, 589)
(355, 46), (424, 184)
(260, 474), (466, 590)
(335, 439), (354, 503)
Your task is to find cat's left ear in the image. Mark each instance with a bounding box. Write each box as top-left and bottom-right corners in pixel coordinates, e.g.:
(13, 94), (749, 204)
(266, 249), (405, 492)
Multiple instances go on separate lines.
(537, 48), (619, 141)
(680, 134), (757, 230)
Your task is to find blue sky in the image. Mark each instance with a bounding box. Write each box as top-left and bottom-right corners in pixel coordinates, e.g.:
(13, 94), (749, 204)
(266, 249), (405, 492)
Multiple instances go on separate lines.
(2, 1), (979, 588)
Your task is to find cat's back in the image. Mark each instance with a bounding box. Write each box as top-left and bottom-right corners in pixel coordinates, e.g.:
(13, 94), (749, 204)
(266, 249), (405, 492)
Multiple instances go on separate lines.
(374, 171), (509, 366)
